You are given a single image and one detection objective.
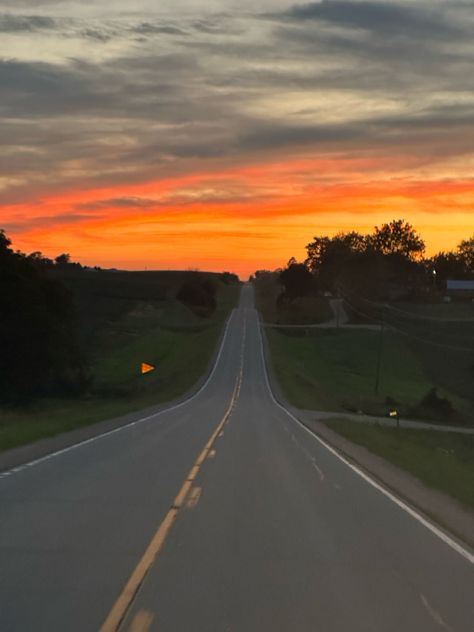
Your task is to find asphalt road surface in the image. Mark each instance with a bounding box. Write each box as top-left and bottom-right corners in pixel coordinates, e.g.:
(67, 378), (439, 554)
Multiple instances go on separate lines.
(0, 285), (473, 631)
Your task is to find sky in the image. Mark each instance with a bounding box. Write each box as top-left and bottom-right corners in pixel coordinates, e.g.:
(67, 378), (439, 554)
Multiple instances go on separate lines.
(1, 0), (473, 277)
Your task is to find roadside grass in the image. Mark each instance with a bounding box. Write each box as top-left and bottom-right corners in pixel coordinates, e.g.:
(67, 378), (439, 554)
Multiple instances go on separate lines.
(266, 328), (473, 423)
(321, 418), (474, 510)
(344, 297), (474, 407)
(0, 276), (240, 453)
(394, 302), (474, 319)
(0, 327), (223, 452)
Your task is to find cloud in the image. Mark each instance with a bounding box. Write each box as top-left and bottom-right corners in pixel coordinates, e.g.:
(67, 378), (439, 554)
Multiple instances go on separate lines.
(1, 213), (103, 232)
(278, 1), (465, 39)
(76, 197), (158, 210)
(0, 0), (473, 213)
(131, 22), (187, 36)
(0, 14), (57, 32)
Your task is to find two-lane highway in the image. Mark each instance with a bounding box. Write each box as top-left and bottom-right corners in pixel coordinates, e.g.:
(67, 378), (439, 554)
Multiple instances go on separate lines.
(0, 285), (473, 631)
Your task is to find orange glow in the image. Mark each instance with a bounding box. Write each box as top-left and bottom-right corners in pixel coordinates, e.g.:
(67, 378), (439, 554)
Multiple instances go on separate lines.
(3, 155), (473, 278)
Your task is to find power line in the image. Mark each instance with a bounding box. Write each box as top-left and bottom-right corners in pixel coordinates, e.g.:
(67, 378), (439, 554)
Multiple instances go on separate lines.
(341, 296), (474, 352)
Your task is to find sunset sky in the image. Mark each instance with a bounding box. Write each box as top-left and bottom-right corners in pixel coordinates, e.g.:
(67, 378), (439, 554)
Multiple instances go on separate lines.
(1, 0), (473, 277)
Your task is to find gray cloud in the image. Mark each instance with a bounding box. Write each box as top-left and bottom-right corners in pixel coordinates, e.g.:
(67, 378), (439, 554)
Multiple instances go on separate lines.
(278, 1), (465, 39)
(76, 197), (158, 210)
(0, 14), (56, 31)
(131, 22), (186, 36)
(1, 1), (473, 208)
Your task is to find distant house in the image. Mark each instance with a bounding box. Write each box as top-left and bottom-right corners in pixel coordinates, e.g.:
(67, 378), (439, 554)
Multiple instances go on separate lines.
(446, 279), (474, 299)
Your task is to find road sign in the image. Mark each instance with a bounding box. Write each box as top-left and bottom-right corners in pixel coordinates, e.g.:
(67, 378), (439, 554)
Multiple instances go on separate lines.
(141, 362), (155, 375)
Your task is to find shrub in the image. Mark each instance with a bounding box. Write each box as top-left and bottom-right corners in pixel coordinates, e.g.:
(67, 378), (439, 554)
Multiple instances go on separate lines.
(414, 387), (455, 420)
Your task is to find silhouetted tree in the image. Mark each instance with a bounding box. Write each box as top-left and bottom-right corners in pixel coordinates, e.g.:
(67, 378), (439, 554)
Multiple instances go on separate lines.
(279, 262), (317, 299)
(55, 253), (71, 266)
(0, 230), (88, 402)
(305, 231), (366, 290)
(457, 236), (474, 275)
(368, 219), (425, 260)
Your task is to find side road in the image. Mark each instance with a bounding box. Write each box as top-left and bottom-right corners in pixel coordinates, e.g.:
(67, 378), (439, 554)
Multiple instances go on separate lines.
(298, 408), (474, 434)
(261, 321), (474, 549)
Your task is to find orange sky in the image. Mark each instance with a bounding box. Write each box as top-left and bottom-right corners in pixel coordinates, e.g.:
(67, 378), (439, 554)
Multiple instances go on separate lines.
(4, 153), (473, 278)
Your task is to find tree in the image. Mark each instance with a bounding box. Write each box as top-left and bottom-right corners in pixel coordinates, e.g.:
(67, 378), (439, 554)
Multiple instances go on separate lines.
(28, 251), (54, 267)
(278, 262), (317, 299)
(368, 219), (425, 260)
(457, 236), (474, 275)
(55, 253), (71, 266)
(305, 231), (366, 290)
(429, 251), (467, 282)
(0, 230), (87, 402)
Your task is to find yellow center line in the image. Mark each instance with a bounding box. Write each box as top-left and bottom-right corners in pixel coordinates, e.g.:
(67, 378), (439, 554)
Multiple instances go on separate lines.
(185, 486), (202, 509)
(98, 317), (246, 632)
(127, 609), (154, 632)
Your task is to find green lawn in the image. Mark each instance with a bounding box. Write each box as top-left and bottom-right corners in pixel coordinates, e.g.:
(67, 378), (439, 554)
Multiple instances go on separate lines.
(0, 278), (240, 452)
(266, 328), (473, 422)
(322, 418), (474, 510)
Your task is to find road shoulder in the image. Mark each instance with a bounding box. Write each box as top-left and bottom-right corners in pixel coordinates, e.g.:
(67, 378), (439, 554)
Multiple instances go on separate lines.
(260, 319), (474, 549)
(297, 411), (474, 549)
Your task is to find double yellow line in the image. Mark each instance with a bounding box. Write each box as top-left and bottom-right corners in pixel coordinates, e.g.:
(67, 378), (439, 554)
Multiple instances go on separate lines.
(100, 320), (245, 632)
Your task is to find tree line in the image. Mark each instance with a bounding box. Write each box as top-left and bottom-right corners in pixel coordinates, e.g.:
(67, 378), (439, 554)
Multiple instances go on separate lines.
(0, 230), (88, 403)
(259, 220), (474, 303)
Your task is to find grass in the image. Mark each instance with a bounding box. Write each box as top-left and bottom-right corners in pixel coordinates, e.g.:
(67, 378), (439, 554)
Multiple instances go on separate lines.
(0, 327), (223, 452)
(266, 328), (474, 423)
(394, 301), (474, 319)
(322, 418), (474, 510)
(0, 274), (241, 452)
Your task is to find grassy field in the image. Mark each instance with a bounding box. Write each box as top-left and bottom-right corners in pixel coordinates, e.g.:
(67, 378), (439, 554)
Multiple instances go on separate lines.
(265, 327), (474, 423)
(322, 418), (474, 510)
(0, 271), (240, 452)
(394, 301), (474, 319)
(347, 298), (474, 410)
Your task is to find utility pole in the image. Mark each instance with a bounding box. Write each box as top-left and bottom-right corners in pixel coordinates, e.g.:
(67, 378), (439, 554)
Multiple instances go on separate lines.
(374, 307), (385, 396)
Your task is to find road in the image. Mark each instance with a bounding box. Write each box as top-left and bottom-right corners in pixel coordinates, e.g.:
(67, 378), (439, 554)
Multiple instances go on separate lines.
(0, 285), (472, 631)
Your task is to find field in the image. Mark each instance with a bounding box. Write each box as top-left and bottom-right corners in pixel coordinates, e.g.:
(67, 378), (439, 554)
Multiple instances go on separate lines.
(0, 270), (240, 452)
(265, 327), (474, 424)
(322, 418), (474, 510)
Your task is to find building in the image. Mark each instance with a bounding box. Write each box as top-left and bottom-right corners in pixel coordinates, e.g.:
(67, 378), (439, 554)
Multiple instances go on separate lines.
(446, 279), (474, 300)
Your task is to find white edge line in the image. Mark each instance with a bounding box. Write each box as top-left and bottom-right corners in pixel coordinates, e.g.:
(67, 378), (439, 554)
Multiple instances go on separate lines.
(257, 314), (474, 565)
(0, 310), (237, 479)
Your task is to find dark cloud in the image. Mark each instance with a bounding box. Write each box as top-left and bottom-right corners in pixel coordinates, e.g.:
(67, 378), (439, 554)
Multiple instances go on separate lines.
(0, 13), (56, 32)
(131, 22), (186, 36)
(80, 27), (115, 42)
(278, 1), (465, 39)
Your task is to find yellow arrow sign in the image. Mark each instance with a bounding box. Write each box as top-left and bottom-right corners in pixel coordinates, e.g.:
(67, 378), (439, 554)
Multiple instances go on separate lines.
(141, 362), (155, 375)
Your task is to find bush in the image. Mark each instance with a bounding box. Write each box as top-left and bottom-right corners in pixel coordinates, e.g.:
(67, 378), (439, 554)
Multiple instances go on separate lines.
(414, 387), (455, 421)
